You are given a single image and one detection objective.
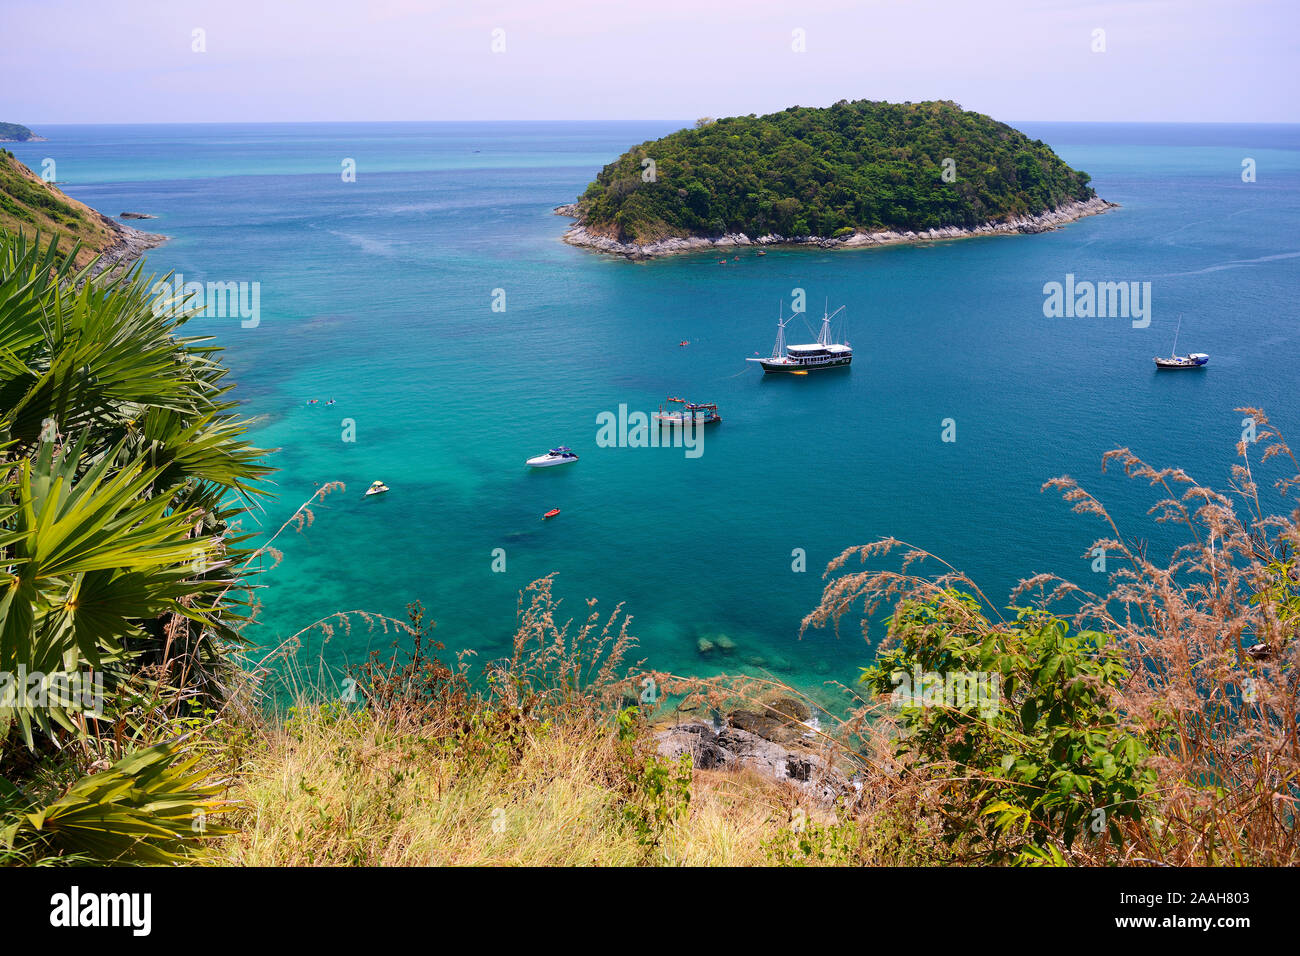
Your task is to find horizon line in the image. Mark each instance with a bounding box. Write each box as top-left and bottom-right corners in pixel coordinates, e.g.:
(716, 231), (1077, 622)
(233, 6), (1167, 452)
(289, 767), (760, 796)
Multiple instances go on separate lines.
(14, 118), (1300, 128)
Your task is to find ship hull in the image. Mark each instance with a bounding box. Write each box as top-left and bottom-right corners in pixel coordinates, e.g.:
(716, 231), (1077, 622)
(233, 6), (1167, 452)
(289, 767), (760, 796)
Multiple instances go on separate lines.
(753, 355), (852, 373)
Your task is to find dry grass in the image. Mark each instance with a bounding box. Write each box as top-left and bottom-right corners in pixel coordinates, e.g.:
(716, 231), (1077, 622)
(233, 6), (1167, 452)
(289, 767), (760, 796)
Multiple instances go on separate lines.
(209, 571), (831, 867)
(203, 561), (901, 867)
(211, 700), (824, 866)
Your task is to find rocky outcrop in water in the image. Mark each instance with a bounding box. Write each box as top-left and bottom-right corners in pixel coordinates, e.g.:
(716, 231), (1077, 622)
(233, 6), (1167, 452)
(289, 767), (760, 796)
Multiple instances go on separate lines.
(88, 222), (167, 279)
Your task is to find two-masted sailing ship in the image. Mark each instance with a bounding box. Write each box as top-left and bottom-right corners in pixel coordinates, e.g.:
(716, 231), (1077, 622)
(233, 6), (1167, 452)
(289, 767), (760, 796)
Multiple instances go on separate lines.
(747, 303), (852, 373)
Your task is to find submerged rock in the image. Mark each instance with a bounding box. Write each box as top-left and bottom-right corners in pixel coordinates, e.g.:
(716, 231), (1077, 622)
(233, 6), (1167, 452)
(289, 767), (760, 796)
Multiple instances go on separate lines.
(767, 696), (811, 723)
(696, 633), (736, 655)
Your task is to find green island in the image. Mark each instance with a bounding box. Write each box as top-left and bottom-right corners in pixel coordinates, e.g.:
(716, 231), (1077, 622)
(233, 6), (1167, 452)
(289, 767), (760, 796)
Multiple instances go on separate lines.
(561, 99), (1113, 257)
(0, 123), (44, 143)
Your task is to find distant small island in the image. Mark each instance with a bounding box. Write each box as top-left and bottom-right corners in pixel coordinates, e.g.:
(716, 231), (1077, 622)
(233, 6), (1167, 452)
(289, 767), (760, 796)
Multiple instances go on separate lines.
(0, 122), (45, 143)
(559, 100), (1115, 258)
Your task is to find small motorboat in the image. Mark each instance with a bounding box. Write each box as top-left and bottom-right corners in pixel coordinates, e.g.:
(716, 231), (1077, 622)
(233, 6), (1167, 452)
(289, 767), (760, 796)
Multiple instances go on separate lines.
(526, 447), (579, 468)
(542, 508), (560, 519)
(365, 480), (390, 496)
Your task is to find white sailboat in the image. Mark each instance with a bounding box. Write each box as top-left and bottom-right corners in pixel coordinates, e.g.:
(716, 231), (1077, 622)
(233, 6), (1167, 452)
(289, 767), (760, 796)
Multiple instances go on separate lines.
(1154, 314), (1209, 369)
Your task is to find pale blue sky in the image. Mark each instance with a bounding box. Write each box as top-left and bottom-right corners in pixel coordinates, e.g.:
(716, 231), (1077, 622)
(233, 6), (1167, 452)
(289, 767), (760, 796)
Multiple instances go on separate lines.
(2, 0), (1295, 124)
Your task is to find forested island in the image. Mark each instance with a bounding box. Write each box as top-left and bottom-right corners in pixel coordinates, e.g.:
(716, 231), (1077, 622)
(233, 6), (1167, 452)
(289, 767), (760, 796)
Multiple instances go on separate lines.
(559, 99), (1114, 257)
(0, 122), (44, 142)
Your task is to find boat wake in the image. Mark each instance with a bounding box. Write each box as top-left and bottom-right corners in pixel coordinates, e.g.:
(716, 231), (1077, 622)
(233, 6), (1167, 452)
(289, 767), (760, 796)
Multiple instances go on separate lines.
(1156, 250), (1300, 278)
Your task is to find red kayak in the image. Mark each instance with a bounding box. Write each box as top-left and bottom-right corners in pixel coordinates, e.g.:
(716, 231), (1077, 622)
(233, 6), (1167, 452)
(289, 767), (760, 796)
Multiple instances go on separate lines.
(542, 508), (560, 519)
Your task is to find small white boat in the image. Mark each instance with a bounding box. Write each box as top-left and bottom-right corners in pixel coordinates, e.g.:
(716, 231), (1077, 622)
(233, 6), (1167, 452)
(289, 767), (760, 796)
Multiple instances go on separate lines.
(526, 446), (579, 468)
(365, 480), (390, 496)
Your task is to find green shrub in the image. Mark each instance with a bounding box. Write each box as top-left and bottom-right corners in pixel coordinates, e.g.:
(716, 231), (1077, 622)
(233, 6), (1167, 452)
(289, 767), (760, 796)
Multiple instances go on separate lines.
(860, 592), (1158, 864)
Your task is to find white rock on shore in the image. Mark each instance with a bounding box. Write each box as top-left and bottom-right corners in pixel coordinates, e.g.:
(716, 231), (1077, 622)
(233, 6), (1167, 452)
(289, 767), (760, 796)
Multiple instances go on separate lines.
(556, 195), (1118, 259)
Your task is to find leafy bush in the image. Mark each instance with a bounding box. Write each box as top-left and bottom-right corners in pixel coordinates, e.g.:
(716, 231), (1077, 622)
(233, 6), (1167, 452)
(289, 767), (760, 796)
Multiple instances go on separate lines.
(860, 594), (1157, 863)
(0, 231), (270, 862)
(1, 740), (229, 864)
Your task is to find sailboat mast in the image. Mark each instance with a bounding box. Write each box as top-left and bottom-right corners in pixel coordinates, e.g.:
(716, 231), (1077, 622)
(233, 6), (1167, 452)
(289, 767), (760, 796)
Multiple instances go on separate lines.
(1172, 313), (1182, 355)
(773, 302), (786, 359)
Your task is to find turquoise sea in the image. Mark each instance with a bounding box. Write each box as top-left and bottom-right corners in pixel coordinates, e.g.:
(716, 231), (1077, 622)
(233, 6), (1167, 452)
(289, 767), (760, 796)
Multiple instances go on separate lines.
(10, 122), (1300, 709)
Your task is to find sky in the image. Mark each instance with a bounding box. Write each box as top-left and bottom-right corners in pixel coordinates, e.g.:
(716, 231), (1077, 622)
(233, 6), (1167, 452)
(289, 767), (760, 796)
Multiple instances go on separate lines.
(1, 0), (1296, 125)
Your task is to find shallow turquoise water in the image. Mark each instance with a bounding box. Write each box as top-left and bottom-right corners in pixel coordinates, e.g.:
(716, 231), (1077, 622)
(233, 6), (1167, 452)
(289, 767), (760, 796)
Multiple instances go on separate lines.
(11, 121), (1300, 709)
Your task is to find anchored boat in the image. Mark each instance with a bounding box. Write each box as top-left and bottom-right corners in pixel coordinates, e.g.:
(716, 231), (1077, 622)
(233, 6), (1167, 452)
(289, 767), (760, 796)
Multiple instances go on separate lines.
(747, 302), (852, 373)
(526, 446), (579, 467)
(1154, 315), (1209, 370)
(654, 397), (722, 426)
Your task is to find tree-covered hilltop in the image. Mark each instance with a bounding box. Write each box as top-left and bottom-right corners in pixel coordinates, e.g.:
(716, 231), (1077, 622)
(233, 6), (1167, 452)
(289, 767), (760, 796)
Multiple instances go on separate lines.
(575, 100), (1097, 242)
(0, 122), (43, 142)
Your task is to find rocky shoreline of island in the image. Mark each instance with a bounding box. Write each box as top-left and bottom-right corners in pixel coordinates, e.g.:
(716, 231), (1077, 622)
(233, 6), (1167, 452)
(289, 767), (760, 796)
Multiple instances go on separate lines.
(555, 195), (1118, 259)
(88, 214), (168, 278)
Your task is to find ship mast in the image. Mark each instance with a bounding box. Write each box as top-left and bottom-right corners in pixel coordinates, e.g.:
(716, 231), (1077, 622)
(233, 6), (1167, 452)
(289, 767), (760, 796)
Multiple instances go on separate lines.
(772, 302), (787, 359)
(818, 301), (846, 347)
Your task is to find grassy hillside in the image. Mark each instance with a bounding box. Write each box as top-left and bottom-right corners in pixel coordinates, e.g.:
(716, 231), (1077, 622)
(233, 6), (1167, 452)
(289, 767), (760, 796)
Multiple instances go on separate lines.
(577, 99), (1097, 242)
(0, 149), (118, 266)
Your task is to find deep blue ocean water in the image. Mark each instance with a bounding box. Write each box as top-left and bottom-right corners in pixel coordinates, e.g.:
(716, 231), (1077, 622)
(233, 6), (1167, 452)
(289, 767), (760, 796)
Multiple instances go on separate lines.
(10, 121), (1299, 709)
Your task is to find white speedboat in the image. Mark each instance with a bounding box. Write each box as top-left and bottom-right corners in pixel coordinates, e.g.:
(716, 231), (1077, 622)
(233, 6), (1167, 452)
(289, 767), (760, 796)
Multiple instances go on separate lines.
(365, 480), (390, 496)
(526, 446), (579, 468)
